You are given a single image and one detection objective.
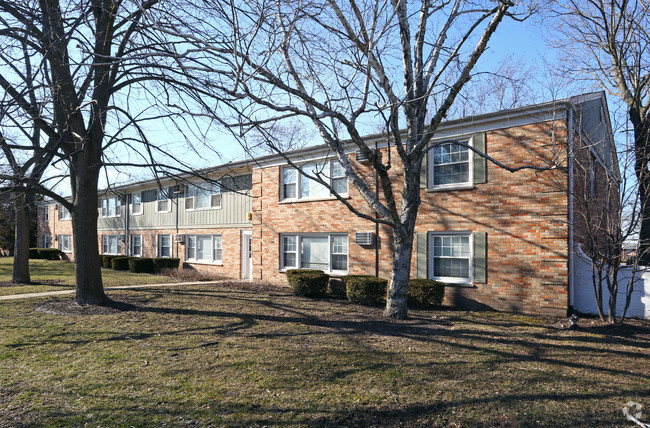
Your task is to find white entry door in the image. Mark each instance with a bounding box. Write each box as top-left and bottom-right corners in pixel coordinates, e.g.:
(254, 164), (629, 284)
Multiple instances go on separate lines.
(241, 231), (252, 280)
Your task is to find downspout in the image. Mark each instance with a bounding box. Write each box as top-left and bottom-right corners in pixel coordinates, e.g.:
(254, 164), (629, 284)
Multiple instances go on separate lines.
(375, 141), (380, 278)
(175, 186), (180, 258)
(567, 103), (575, 314)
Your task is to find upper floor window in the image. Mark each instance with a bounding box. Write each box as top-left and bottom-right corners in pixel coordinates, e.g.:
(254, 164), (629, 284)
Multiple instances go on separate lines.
(58, 205), (71, 220)
(281, 160), (348, 201)
(155, 190), (171, 213)
(101, 196), (122, 218)
(43, 207), (49, 222)
(185, 183), (221, 211)
(131, 192), (142, 215)
(431, 142), (472, 188)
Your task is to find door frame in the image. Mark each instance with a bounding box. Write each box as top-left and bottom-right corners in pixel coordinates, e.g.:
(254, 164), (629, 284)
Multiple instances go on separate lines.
(241, 230), (253, 280)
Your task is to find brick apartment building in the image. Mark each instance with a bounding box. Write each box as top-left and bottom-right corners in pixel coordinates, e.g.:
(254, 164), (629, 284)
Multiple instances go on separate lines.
(37, 92), (618, 316)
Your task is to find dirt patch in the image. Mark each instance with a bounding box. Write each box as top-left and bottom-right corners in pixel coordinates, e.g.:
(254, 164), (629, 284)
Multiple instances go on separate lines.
(35, 295), (151, 316)
(551, 316), (650, 339)
(216, 279), (290, 294)
(0, 280), (64, 288)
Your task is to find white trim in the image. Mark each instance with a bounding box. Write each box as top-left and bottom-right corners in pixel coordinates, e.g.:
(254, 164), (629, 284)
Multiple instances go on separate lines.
(241, 230), (252, 280)
(280, 159), (349, 202)
(428, 232), (473, 284)
(100, 196), (122, 218)
(58, 234), (72, 253)
(184, 183), (222, 211)
(428, 136), (474, 191)
(101, 234), (122, 255)
(185, 234), (222, 263)
(154, 190), (172, 214)
(131, 234), (142, 257)
(157, 234), (172, 258)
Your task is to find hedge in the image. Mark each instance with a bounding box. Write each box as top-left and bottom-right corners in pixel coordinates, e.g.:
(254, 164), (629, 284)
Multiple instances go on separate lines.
(286, 269), (329, 297)
(408, 279), (445, 308)
(128, 257), (154, 273)
(28, 248), (62, 260)
(111, 257), (133, 271)
(102, 255), (121, 269)
(153, 258), (180, 271)
(344, 275), (388, 306)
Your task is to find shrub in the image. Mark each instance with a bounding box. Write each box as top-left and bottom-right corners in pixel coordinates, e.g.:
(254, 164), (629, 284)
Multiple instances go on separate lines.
(128, 257), (154, 273)
(102, 255), (120, 269)
(625, 256), (636, 265)
(38, 248), (62, 260)
(408, 279), (445, 308)
(286, 269), (329, 297)
(345, 275), (388, 306)
(153, 258), (180, 271)
(111, 257), (133, 271)
(28, 248), (40, 259)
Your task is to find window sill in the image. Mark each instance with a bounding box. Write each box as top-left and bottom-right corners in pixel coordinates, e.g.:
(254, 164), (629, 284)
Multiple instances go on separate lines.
(279, 195), (349, 204)
(426, 184), (475, 193)
(130, 212), (143, 216)
(279, 268), (348, 275)
(154, 211), (172, 214)
(101, 216), (122, 219)
(185, 260), (223, 266)
(185, 207), (222, 212)
(440, 281), (476, 288)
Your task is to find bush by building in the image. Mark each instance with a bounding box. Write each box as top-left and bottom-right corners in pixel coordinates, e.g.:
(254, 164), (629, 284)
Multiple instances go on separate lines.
(128, 257), (155, 273)
(286, 269), (330, 297)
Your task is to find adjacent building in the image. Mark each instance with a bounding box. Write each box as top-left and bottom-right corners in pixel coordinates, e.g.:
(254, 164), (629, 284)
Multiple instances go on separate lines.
(36, 92), (618, 316)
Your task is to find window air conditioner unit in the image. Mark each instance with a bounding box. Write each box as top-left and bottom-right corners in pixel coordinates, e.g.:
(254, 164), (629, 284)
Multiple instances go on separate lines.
(355, 149), (376, 163)
(175, 234), (185, 243)
(355, 232), (375, 246)
(173, 184), (184, 194)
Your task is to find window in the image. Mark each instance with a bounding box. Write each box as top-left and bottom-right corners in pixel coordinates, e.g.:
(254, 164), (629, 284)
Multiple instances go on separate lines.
(102, 235), (121, 255)
(281, 160), (348, 201)
(58, 205), (71, 220)
(43, 207), (49, 222)
(58, 234), (71, 252)
(131, 234), (142, 257)
(131, 192), (142, 215)
(43, 235), (50, 248)
(186, 234), (222, 263)
(157, 234), (171, 258)
(589, 153), (597, 198)
(430, 233), (472, 283)
(156, 190), (171, 213)
(280, 234), (348, 273)
(185, 183), (221, 211)
(101, 196), (122, 218)
(430, 142), (472, 188)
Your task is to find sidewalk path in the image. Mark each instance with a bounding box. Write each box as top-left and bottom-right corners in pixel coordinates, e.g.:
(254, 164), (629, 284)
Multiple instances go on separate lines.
(0, 281), (225, 301)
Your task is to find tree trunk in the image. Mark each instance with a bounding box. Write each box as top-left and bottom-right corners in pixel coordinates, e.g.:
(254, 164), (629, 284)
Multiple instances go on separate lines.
(72, 165), (106, 305)
(633, 115), (650, 265)
(12, 192), (31, 283)
(384, 224), (415, 319)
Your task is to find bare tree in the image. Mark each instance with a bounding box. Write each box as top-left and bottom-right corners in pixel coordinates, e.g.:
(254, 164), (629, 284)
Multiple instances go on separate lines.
(0, 0), (222, 303)
(190, 0), (546, 318)
(552, 0), (650, 263)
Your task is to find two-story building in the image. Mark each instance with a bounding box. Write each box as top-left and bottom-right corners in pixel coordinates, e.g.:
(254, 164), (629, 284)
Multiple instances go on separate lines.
(37, 92), (618, 316)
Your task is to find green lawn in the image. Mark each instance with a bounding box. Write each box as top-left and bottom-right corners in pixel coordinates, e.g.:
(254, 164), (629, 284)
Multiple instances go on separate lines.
(0, 282), (648, 427)
(0, 257), (174, 296)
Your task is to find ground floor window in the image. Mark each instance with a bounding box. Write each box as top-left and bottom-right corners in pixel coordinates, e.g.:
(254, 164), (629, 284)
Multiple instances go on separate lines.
(186, 234), (222, 263)
(157, 234), (171, 258)
(58, 234), (72, 253)
(429, 233), (472, 283)
(281, 234), (348, 273)
(102, 235), (121, 255)
(43, 235), (50, 248)
(131, 234), (142, 257)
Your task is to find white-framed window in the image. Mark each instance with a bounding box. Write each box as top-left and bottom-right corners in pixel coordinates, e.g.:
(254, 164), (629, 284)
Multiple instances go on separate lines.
(58, 234), (71, 253)
(281, 159), (348, 201)
(157, 234), (171, 258)
(186, 234), (222, 263)
(430, 141), (473, 189)
(102, 235), (121, 255)
(429, 233), (472, 284)
(58, 205), (71, 220)
(155, 190), (171, 213)
(131, 192), (143, 215)
(43, 235), (51, 248)
(280, 233), (348, 273)
(43, 207), (49, 222)
(101, 196), (122, 218)
(185, 183), (221, 211)
(131, 234), (142, 257)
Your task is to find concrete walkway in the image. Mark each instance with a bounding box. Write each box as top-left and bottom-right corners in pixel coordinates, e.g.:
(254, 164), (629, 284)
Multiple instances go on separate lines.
(0, 281), (225, 301)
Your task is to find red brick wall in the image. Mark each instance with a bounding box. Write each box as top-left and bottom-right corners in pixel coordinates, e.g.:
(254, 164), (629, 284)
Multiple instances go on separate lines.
(37, 204), (74, 259)
(253, 120), (572, 315)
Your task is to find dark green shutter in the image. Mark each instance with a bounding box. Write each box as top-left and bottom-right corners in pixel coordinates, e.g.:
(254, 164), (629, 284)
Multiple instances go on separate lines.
(416, 232), (428, 279)
(419, 151), (428, 189)
(473, 232), (487, 284)
(473, 132), (487, 184)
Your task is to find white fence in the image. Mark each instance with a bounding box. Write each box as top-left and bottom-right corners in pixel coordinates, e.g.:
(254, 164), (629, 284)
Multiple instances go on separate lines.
(573, 247), (650, 319)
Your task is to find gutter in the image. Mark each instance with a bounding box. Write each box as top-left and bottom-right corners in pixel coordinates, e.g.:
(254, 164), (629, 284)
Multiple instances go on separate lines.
(567, 103), (576, 313)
